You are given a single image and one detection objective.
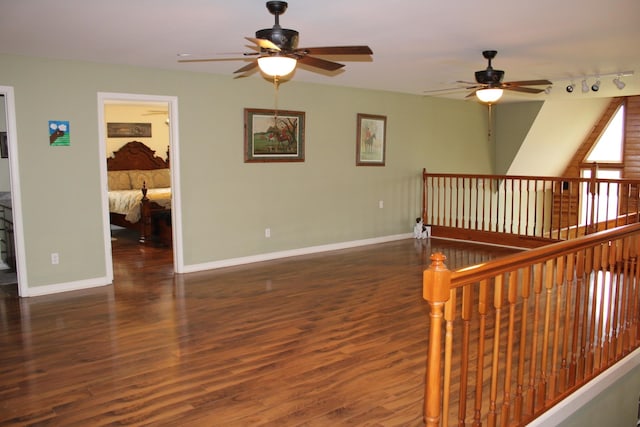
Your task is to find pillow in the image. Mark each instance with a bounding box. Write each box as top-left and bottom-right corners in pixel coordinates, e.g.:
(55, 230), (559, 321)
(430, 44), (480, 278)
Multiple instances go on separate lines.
(128, 170), (155, 190)
(149, 168), (171, 188)
(107, 171), (132, 191)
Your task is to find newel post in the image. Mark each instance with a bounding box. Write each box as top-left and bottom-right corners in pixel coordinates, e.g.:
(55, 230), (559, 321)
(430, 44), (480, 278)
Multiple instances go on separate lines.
(423, 252), (452, 426)
(422, 168), (428, 223)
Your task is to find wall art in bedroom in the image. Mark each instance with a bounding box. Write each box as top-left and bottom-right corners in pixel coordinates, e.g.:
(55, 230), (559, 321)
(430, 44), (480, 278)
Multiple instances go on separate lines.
(49, 120), (70, 146)
(244, 108), (305, 162)
(107, 122), (152, 138)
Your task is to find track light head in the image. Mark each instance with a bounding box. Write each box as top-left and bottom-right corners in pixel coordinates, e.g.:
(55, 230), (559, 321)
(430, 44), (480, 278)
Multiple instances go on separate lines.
(613, 77), (626, 90)
(566, 83), (575, 93)
(581, 79), (589, 93)
(591, 80), (600, 92)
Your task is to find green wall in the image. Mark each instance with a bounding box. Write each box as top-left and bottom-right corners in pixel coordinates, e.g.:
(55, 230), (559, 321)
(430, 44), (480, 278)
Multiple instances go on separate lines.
(0, 53), (489, 293)
(494, 101), (543, 174)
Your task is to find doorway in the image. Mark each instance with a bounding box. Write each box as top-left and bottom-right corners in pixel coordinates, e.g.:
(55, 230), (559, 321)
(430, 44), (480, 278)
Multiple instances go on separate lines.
(0, 86), (26, 297)
(98, 92), (183, 279)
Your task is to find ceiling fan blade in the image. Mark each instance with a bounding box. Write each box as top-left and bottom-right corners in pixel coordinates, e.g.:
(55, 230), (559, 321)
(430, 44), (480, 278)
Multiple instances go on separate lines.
(245, 37), (281, 51)
(297, 55), (344, 71)
(296, 46), (373, 55)
(504, 86), (545, 94)
(233, 61), (259, 74)
(504, 79), (552, 86)
(465, 90), (478, 99)
(422, 87), (467, 93)
(178, 57), (250, 63)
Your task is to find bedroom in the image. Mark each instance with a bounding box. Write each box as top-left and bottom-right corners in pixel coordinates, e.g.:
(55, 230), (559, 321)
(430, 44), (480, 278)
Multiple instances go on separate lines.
(104, 100), (174, 252)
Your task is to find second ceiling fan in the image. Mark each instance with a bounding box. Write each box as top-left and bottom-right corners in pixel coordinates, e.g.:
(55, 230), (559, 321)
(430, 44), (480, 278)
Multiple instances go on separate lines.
(460, 50), (552, 103)
(179, 1), (373, 79)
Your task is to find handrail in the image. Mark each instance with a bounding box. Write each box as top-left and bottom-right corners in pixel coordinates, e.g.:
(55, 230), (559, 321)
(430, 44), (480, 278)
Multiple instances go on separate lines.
(422, 223), (640, 426)
(422, 168), (640, 246)
(452, 223), (640, 286)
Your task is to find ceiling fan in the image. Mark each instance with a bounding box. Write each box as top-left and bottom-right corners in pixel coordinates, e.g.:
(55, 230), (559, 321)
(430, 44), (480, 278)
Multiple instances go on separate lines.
(178, 1), (373, 79)
(426, 50), (552, 103)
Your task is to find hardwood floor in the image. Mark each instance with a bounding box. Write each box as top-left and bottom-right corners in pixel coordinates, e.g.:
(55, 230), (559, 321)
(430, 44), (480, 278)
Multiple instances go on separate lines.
(0, 231), (519, 426)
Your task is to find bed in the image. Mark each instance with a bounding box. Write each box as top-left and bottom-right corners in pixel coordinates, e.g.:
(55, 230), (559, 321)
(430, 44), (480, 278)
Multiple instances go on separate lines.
(107, 141), (172, 245)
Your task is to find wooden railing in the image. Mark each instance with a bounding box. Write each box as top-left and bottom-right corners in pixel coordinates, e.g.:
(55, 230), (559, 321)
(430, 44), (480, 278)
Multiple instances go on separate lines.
(422, 223), (640, 426)
(422, 168), (640, 248)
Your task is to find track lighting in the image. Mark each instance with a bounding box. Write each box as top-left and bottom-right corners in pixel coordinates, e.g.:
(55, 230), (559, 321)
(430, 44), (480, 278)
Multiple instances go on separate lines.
(581, 79), (589, 93)
(613, 76), (626, 90)
(563, 71), (633, 95)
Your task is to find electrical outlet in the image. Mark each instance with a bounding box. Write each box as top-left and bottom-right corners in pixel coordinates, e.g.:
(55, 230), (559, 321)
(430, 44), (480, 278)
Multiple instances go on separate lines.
(379, 200), (384, 209)
(265, 228), (271, 238)
(51, 253), (59, 265)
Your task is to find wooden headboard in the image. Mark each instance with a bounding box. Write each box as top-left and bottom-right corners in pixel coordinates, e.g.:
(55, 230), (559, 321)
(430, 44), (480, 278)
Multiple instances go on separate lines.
(107, 141), (169, 171)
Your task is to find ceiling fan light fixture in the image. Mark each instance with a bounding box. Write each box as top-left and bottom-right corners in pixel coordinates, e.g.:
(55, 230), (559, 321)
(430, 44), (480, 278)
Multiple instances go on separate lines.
(476, 88), (503, 103)
(257, 55), (297, 77)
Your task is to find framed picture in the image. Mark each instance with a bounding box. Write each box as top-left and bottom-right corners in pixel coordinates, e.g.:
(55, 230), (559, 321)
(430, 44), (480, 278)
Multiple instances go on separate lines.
(107, 122), (152, 138)
(356, 113), (386, 166)
(49, 120), (70, 146)
(0, 132), (7, 158)
(244, 108), (305, 162)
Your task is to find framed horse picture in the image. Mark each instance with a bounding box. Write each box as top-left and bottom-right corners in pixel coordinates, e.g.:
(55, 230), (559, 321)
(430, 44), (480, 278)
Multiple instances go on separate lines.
(244, 108), (305, 163)
(356, 113), (386, 166)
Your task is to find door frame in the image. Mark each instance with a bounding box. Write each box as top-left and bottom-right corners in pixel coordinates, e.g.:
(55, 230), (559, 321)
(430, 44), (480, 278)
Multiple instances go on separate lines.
(0, 86), (27, 296)
(97, 92), (184, 275)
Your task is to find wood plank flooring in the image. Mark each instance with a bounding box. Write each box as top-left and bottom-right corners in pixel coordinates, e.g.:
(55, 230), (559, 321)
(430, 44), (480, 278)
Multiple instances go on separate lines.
(0, 229), (519, 426)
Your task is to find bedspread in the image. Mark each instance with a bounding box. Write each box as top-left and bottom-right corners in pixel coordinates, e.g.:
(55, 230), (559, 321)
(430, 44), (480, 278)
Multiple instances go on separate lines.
(109, 188), (171, 223)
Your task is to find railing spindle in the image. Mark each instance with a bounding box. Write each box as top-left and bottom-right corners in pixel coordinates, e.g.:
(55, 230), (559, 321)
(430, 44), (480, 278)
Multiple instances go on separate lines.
(569, 249), (584, 385)
(514, 266), (531, 424)
(487, 274), (504, 427)
(458, 284), (473, 427)
(473, 279), (489, 427)
(500, 271), (518, 427)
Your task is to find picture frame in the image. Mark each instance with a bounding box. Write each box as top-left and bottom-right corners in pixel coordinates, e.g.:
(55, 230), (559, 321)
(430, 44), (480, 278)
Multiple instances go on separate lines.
(107, 122), (152, 138)
(0, 132), (7, 158)
(356, 113), (387, 166)
(244, 108), (305, 162)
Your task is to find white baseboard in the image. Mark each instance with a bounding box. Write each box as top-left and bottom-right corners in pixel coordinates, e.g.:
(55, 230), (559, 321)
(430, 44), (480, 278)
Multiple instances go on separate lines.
(23, 276), (112, 297)
(182, 233), (412, 274)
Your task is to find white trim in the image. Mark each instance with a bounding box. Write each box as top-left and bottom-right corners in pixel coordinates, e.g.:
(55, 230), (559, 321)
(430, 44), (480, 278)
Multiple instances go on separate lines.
(528, 346), (640, 426)
(21, 276), (112, 297)
(182, 233), (412, 273)
(97, 92), (183, 276)
(0, 86), (28, 296)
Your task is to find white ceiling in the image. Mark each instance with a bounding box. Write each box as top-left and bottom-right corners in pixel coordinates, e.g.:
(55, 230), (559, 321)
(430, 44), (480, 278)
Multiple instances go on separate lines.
(1, 0), (639, 102)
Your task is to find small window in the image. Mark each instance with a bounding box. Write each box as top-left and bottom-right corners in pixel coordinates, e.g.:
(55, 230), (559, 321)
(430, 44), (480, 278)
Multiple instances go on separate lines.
(586, 104), (625, 163)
